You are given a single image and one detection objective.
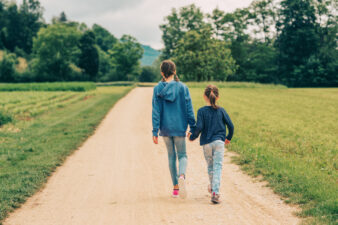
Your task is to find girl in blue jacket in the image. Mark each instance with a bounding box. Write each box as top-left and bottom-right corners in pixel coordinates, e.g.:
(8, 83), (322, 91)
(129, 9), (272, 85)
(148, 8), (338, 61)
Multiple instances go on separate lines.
(152, 60), (196, 198)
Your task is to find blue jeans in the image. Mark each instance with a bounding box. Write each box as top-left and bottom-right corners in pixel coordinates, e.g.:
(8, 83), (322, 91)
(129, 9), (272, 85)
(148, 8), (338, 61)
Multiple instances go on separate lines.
(163, 136), (187, 186)
(203, 140), (225, 194)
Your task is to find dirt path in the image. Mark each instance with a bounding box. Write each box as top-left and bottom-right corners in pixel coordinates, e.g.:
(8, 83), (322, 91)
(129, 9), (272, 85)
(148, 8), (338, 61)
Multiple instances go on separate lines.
(4, 88), (300, 225)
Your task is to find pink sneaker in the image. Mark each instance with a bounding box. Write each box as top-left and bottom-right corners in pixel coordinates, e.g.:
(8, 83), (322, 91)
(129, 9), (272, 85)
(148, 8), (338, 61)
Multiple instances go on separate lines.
(172, 189), (179, 198)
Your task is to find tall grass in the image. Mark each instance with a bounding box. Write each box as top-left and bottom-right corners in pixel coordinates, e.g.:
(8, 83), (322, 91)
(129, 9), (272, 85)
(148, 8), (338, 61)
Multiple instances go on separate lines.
(0, 82), (96, 92)
(190, 87), (337, 224)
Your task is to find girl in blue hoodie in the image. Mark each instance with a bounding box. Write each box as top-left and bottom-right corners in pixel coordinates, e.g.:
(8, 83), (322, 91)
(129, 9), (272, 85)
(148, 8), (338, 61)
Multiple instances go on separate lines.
(152, 60), (196, 198)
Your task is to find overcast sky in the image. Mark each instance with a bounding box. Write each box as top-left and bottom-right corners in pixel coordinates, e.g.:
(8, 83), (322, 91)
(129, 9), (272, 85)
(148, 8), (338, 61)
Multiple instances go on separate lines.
(24, 0), (253, 49)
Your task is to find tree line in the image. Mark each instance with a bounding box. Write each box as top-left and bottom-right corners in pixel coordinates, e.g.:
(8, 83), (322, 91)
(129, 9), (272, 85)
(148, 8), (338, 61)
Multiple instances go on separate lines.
(160, 0), (337, 87)
(0, 0), (144, 82)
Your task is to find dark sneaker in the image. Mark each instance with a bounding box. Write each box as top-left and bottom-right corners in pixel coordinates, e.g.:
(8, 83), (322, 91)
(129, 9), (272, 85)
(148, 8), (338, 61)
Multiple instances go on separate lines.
(211, 192), (220, 204)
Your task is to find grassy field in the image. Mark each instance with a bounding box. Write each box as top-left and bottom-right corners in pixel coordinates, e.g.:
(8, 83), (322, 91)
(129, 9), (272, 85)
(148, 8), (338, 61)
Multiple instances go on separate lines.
(189, 85), (338, 224)
(0, 82), (96, 92)
(0, 85), (133, 223)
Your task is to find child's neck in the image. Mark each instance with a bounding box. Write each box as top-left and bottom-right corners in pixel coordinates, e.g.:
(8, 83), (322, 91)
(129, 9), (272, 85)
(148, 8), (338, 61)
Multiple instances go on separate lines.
(165, 75), (174, 82)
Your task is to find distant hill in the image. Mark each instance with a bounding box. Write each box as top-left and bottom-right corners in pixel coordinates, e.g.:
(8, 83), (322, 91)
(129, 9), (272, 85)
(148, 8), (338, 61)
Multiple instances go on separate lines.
(140, 45), (160, 66)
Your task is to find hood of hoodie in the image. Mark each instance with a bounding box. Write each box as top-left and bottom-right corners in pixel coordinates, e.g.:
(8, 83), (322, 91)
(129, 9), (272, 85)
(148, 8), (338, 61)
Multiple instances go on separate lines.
(157, 81), (179, 102)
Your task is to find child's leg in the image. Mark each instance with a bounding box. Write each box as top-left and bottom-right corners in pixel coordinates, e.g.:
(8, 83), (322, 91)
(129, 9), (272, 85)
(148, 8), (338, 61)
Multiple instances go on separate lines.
(211, 141), (225, 194)
(173, 136), (187, 177)
(163, 136), (178, 186)
(203, 143), (214, 186)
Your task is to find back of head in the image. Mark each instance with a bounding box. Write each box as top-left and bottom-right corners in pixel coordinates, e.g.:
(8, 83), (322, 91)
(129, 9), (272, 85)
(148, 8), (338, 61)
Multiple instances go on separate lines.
(160, 60), (179, 82)
(204, 85), (219, 109)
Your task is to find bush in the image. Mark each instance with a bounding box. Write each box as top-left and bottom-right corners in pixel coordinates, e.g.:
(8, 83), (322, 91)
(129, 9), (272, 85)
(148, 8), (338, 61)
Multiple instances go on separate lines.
(0, 82), (96, 92)
(0, 110), (12, 126)
(139, 66), (159, 82)
(0, 51), (17, 82)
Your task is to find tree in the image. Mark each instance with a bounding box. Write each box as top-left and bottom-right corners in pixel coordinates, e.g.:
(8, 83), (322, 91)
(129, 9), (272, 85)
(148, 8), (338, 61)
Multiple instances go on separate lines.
(59, 11), (67, 23)
(2, 0), (43, 54)
(276, 0), (321, 86)
(0, 51), (17, 82)
(92, 24), (117, 52)
(249, 0), (277, 44)
(31, 23), (81, 81)
(0, 1), (6, 49)
(78, 30), (99, 80)
(97, 48), (115, 81)
(173, 28), (237, 81)
(207, 7), (226, 39)
(313, 0), (338, 86)
(109, 35), (143, 81)
(159, 4), (206, 59)
(220, 8), (253, 81)
(243, 42), (278, 83)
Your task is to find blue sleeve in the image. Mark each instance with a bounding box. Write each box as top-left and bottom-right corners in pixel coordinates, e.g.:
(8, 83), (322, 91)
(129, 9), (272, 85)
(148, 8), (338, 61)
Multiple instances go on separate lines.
(222, 108), (234, 140)
(152, 87), (161, 137)
(190, 109), (203, 141)
(184, 86), (196, 132)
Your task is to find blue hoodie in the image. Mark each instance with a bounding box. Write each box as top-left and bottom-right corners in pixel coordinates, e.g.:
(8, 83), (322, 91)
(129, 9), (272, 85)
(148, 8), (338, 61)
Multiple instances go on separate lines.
(152, 80), (196, 137)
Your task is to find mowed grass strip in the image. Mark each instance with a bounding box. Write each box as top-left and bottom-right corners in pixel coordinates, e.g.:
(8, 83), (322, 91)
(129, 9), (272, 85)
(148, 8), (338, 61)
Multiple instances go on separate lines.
(189, 86), (338, 225)
(0, 86), (133, 223)
(0, 82), (96, 92)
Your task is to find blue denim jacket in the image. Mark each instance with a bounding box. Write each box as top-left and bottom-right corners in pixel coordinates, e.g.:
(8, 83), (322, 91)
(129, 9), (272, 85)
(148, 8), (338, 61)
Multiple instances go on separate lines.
(152, 81), (196, 137)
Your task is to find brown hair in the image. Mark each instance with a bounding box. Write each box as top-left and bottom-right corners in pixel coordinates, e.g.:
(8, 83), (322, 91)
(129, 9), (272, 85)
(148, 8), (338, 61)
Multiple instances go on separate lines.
(204, 85), (219, 109)
(160, 60), (179, 82)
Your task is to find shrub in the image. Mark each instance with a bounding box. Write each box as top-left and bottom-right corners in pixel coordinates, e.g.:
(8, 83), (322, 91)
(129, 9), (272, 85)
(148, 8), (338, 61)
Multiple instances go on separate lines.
(0, 110), (12, 126)
(0, 51), (18, 82)
(139, 66), (159, 82)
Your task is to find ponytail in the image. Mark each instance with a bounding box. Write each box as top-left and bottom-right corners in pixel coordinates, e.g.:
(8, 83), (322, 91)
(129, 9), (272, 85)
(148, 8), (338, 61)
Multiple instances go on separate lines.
(204, 85), (219, 109)
(209, 92), (217, 109)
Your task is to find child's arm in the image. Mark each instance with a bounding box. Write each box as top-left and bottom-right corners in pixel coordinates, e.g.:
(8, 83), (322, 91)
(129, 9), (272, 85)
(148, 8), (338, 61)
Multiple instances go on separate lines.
(152, 88), (161, 139)
(189, 109), (203, 141)
(222, 109), (234, 142)
(184, 86), (196, 133)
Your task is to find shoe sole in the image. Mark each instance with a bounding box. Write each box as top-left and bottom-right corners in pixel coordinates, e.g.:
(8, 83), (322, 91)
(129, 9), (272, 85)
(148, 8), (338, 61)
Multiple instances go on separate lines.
(178, 177), (187, 199)
(211, 199), (220, 204)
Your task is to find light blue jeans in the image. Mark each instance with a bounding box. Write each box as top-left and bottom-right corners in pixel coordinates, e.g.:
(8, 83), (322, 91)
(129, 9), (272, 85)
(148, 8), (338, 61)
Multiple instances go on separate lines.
(203, 140), (225, 194)
(163, 136), (187, 186)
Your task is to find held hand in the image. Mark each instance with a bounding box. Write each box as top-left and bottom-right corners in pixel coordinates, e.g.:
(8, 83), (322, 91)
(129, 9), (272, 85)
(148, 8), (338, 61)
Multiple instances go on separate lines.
(225, 139), (230, 145)
(187, 132), (192, 138)
(153, 136), (158, 144)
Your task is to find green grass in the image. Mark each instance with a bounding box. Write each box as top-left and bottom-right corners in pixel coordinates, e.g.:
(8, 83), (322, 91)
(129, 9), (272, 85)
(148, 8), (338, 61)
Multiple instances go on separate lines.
(0, 86), (133, 223)
(0, 82), (96, 92)
(186, 81), (287, 89)
(96, 81), (135, 87)
(189, 85), (338, 224)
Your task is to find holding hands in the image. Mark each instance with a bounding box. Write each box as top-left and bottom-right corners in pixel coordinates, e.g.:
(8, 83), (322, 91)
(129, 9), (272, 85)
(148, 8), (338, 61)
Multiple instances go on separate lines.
(153, 136), (158, 144)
